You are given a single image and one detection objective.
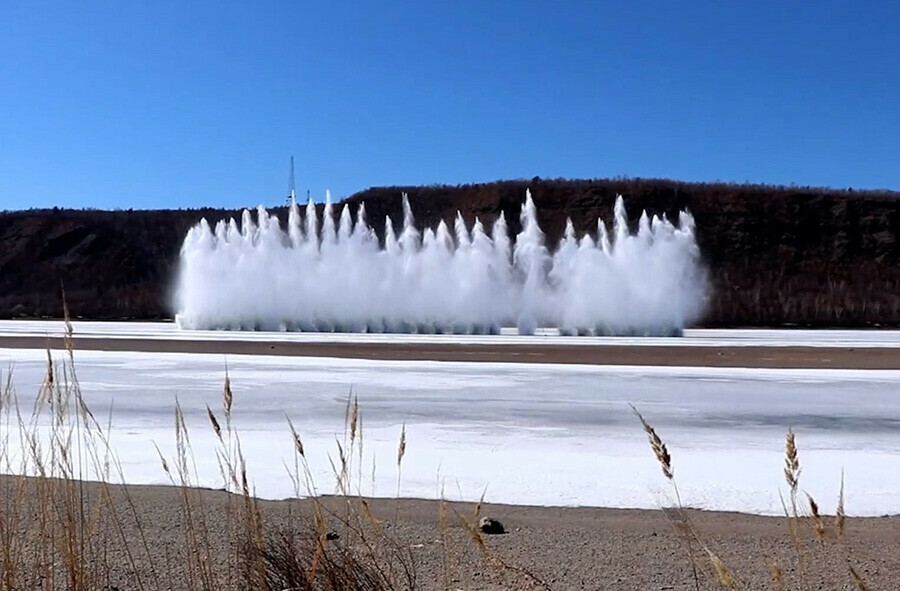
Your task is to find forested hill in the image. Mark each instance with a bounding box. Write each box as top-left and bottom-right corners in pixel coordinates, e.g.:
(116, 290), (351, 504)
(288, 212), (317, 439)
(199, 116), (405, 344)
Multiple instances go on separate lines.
(2, 178), (899, 327)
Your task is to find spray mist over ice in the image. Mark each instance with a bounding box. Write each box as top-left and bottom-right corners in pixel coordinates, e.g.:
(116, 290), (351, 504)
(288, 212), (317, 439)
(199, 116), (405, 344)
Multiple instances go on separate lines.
(175, 190), (706, 336)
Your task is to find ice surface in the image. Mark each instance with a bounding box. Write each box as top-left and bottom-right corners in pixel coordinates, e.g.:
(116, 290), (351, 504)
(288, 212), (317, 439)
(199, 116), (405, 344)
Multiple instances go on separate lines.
(4, 320), (900, 348)
(1, 345), (898, 516)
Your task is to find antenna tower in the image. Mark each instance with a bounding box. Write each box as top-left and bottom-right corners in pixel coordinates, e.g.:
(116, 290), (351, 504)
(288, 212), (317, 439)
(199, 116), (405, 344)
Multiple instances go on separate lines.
(287, 156), (296, 203)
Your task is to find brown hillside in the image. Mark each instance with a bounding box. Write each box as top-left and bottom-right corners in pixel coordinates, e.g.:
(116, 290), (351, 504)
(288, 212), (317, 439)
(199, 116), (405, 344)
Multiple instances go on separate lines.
(2, 178), (899, 327)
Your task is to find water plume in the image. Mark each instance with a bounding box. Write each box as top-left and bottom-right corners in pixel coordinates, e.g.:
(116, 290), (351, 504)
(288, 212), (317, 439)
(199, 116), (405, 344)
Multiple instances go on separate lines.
(175, 190), (706, 335)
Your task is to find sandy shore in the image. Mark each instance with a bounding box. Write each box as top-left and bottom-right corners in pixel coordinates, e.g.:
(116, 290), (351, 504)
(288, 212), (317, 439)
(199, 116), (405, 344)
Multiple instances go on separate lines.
(2, 476), (898, 590)
(2, 334), (900, 368)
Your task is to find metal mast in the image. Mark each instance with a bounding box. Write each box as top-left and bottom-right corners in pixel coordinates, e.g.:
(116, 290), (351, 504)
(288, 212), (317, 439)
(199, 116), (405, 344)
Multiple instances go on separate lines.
(287, 156), (296, 204)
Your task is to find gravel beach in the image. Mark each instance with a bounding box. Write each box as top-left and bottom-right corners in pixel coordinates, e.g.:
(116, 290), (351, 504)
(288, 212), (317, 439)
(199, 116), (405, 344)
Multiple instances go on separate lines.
(2, 476), (897, 590)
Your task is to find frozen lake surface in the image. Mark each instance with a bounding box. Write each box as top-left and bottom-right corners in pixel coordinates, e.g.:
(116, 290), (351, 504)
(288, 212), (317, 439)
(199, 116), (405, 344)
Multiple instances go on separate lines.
(3, 319), (900, 348)
(1, 325), (899, 516)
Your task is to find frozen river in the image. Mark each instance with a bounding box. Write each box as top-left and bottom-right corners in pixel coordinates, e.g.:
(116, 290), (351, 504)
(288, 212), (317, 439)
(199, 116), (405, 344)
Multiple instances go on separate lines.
(0, 321), (899, 516)
(3, 319), (900, 348)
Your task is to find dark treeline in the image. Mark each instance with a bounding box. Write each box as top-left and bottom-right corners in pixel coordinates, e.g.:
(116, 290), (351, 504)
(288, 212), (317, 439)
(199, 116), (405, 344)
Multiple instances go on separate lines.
(1, 178), (899, 327)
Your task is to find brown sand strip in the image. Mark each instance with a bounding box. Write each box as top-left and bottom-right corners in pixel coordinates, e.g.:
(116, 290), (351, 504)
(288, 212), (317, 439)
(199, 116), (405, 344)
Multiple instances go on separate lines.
(2, 475), (898, 590)
(1, 334), (899, 368)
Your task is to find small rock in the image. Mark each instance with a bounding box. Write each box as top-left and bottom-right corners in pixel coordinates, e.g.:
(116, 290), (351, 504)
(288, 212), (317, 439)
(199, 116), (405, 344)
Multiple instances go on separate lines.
(325, 531), (340, 541)
(478, 516), (506, 535)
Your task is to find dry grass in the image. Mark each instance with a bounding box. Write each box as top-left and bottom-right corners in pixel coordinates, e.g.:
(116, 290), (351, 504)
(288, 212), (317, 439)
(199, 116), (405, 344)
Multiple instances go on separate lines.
(632, 407), (876, 591)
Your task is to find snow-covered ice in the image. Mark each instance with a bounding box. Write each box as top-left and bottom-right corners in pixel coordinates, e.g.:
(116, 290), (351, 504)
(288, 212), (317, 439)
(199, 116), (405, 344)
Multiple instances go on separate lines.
(4, 319), (900, 348)
(1, 341), (899, 516)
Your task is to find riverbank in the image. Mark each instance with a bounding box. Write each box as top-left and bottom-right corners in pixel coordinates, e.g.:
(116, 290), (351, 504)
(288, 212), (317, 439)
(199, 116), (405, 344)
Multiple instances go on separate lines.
(1, 475), (896, 590)
(3, 333), (900, 368)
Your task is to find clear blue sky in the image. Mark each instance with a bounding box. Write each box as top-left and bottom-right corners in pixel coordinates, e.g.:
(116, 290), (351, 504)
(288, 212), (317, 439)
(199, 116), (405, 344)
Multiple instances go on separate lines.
(2, 1), (898, 210)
